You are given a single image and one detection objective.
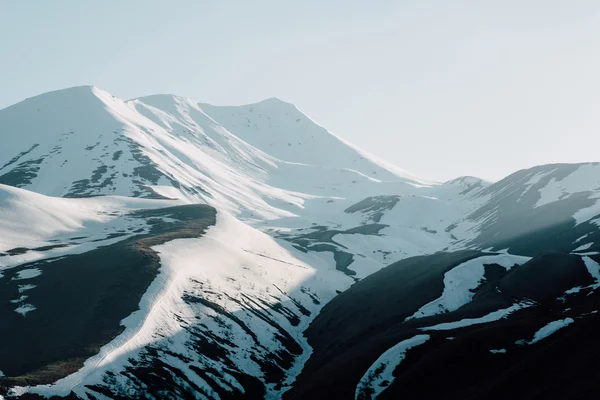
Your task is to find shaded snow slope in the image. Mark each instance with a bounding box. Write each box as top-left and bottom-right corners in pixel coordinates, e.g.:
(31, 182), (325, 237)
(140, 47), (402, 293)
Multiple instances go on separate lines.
(448, 163), (600, 255)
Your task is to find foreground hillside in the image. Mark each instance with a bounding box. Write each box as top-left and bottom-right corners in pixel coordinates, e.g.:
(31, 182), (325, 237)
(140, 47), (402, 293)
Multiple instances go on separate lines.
(287, 251), (600, 399)
(0, 87), (599, 399)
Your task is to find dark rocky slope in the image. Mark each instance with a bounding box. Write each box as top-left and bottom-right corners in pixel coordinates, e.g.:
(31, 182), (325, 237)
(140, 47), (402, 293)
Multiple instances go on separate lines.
(286, 252), (600, 400)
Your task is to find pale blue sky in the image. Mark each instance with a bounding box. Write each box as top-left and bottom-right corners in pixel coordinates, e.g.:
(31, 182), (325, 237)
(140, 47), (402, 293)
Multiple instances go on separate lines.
(2, 1), (600, 181)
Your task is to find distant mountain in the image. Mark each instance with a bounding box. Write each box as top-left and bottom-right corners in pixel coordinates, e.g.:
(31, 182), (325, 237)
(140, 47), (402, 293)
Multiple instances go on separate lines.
(0, 87), (599, 399)
(452, 163), (600, 255)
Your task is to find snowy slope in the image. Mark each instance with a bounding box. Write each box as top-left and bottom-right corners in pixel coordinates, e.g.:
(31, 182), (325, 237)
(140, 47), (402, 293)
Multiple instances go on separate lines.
(448, 163), (600, 255)
(10, 210), (354, 399)
(0, 184), (177, 268)
(197, 99), (429, 184)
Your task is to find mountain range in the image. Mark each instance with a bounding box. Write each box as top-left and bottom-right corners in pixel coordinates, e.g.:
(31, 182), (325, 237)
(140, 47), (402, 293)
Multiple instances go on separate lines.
(1, 86), (599, 399)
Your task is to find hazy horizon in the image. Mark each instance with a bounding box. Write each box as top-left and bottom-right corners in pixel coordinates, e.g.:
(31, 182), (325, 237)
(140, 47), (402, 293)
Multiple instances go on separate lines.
(2, 0), (600, 182)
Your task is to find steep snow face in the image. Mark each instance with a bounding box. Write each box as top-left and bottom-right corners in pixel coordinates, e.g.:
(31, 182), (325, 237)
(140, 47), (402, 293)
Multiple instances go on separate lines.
(0, 87), (171, 199)
(197, 99), (428, 184)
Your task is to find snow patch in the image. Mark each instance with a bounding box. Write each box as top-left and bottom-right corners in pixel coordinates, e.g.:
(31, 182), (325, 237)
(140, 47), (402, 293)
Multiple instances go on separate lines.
(15, 304), (36, 316)
(408, 254), (530, 321)
(582, 256), (600, 287)
(565, 257), (600, 295)
(534, 164), (600, 223)
(10, 295), (28, 304)
(564, 286), (583, 295)
(12, 268), (41, 280)
(17, 284), (36, 293)
(518, 318), (574, 345)
(574, 243), (594, 252)
(355, 335), (430, 400)
(420, 302), (532, 331)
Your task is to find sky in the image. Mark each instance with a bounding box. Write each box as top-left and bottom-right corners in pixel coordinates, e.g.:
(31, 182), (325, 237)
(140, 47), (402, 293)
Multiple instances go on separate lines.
(2, 0), (600, 182)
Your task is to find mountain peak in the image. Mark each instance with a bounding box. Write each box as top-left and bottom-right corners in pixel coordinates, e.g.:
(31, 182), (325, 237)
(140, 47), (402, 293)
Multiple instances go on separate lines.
(1, 85), (109, 113)
(253, 96), (294, 106)
(444, 176), (490, 185)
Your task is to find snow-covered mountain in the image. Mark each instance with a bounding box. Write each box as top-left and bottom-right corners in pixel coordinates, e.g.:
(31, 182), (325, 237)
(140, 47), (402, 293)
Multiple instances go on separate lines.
(0, 86), (425, 213)
(1, 86), (599, 399)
